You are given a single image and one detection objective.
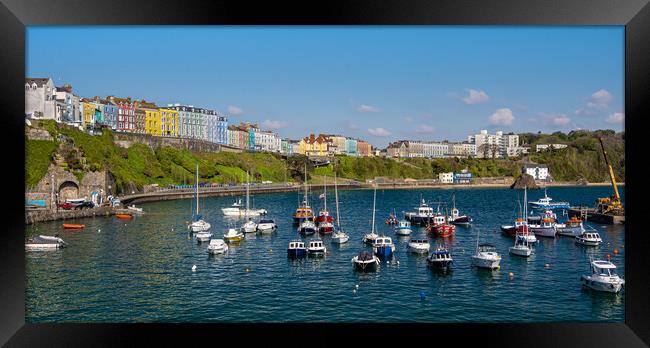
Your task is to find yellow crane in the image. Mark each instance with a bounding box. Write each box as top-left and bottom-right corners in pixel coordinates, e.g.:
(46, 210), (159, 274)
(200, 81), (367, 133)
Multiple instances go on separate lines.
(596, 137), (624, 215)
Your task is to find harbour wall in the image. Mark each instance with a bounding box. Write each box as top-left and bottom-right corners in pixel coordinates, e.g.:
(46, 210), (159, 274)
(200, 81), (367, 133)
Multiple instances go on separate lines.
(25, 206), (134, 225)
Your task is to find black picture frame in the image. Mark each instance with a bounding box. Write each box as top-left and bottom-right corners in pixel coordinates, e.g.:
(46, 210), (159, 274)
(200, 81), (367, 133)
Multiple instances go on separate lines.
(1, 0), (648, 346)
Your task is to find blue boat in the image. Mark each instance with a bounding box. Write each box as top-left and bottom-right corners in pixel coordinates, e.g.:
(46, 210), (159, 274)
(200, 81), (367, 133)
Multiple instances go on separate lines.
(373, 236), (395, 258)
(287, 240), (307, 258)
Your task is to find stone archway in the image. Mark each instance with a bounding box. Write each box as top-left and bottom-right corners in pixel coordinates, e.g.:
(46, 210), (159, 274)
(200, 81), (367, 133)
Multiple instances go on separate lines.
(58, 181), (80, 200)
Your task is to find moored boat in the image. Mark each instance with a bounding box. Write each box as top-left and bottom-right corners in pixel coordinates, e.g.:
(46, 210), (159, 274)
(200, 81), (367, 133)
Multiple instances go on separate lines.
(362, 187), (379, 244)
(331, 172), (350, 244)
(241, 218), (258, 233)
(207, 239), (228, 254)
(188, 163), (211, 232)
(529, 188), (570, 210)
(196, 230), (213, 242)
(293, 164), (314, 224)
(62, 224), (85, 229)
(556, 216), (586, 237)
(427, 246), (453, 271)
(116, 214), (133, 220)
(307, 238), (327, 256)
(405, 197), (436, 225)
(256, 218), (277, 233)
(385, 209), (399, 225)
(407, 238), (431, 254)
(426, 214), (455, 237)
(372, 236), (395, 258)
(394, 220), (413, 236)
(509, 233), (532, 257)
(352, 251), (380, 272)
(26, 235), (67, 250)
(223, 226), (244, 242)
(298, 218), (317, 235)
(530, 218), (556, 238)
(575, 232), (602, 246)
(581, 259), (624, 293)
(287, 240), (307, 258)
(315, 175), (334, 234)
(448, 195), (473, 226)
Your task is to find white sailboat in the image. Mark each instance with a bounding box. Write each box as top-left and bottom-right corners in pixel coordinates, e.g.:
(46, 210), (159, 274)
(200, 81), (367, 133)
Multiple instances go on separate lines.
(331, 172), (350, 244)
(188, 163), (211, 233)
(240, 171), (258, 233)
(362, 186), (379, 244)
(510, 188), (533, 257)
(472, 228), (501, 269)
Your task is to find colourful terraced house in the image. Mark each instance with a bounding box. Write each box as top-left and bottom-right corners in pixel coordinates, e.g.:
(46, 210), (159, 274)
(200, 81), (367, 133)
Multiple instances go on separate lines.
(137, 100), (161, 136)
(159, 108), (179, 137)
(80, 99), (96, 127)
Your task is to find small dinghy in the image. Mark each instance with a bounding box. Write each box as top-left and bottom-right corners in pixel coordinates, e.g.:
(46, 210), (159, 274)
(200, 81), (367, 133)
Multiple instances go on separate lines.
(509, 233), (532, 257)
(287, 240), (307, 258)
(241, 218), (258, 234)
(116, 214), (134, 220)
(307, 238), (327, 256)
(207, 239), (228, 254)
(26, 235), (67, 250)
(581, 259), (624, 293)
(62, 224), (85, 229)
(352, 251), (380, 272)
(407, 238), (431, 254)
(575, 232), (602, 246)
(427, 246), (453, 271)
(394, 220), (412, 236)
(196, 230), (213, 243)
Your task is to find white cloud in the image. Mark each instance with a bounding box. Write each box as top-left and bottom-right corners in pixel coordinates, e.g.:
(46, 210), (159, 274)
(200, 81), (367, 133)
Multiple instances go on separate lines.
(357, 104), (380, 113)
(261, 120), (286, 130)
(227, 105), (243, 116)
(549, 115), (571, 126)
(489, 108), (515, 126)
(367, 128), (391, 137)
(606, 112), (624, 124)
(414, 124), (435, 134)
(462, 89), (489, 105)
(588, 89), (613, 108)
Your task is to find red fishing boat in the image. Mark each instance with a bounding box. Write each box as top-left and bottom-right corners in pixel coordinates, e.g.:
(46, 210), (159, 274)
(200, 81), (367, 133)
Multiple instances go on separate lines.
(426, 214), (456, 237)
(62, 223), (85, 229)
(385, 209), (399, 225)
(316, 176), (334, 233)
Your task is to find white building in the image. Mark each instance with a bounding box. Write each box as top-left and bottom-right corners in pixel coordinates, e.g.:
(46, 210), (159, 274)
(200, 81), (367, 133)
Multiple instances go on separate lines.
(25, 77), (57, 121)
(255, 129), (281, 153)
(536, 144), (568, 152)
(468, 130), (519, 158)
(55, 85), (80, 125)
(439, 172), (454, 184)
(522, 163), (549, 181)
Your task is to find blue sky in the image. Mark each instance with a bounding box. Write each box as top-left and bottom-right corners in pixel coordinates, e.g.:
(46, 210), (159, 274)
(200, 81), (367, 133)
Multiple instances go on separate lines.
(27, 26), (624, 148)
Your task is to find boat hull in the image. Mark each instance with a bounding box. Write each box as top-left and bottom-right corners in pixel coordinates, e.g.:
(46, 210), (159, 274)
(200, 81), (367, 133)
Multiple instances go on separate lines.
(557, 226), (584, 237)
(62, 224), (85, 229)
(472, 256), (500, 269)
(352, 260), (379, 272)
(394, 227), (412, 236)
(427, 260), (452, 270)
(581, 275), (623, 293)
(373, 245), (394, 258)
(288, 249), (307, 258)
(531, 227), (556, 238)
(408, 245), (430, 254)
(509, 246), (532, 257)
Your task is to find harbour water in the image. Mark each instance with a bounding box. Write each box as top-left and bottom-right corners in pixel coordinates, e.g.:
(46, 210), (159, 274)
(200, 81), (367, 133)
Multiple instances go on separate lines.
(26, 186), (625, 323)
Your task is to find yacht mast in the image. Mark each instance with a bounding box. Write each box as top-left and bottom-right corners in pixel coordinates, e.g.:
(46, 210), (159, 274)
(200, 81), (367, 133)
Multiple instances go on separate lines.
(195, 162), (199, 216)
(334, 172), (340, 229)
(245, 171), (250, 218)
(371, 186), (377, 234)
(304, 163), (308, 207)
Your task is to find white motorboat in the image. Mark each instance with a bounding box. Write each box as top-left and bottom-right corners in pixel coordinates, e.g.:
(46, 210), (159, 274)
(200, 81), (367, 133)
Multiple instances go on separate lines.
(196, 230), (213, 242)
(352, 251), (380, 271)
(223, 226), (244, 242)
(471, 229), (501, 269)
(256, 218), (277, 233)
(509, 234), (532, 257)
(25, 235), (66, 250)
(221, 172), (267, 217)
(407, 238), (431, 254)
(331, 172), (350, 244)
(362, 187), (380, 244)
(127, 204), (144, 214)
(372, 236), (396, 258)
(188, 163), (211, 233)
(529, 188), (570, 209)
(581, 259), (625, 293)
(575, 232), (602, 246)
(241, 218), (258, 233)
(207, 239), (228, 254)
(394, 220), (412, 236)
(307, 238), (327, 256)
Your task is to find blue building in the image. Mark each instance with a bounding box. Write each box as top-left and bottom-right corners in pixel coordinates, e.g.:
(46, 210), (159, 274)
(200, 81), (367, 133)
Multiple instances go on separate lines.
(102, 99), (118, 130)
(345, 138), (358, 156)
(217, 115), (228, 144)
(453, 170), (472, 184)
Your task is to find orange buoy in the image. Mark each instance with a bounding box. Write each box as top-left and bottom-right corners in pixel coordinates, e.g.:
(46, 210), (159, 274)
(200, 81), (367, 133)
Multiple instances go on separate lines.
(508, 272), (514, 278)
(613, 249), (619, 254)
(63, 224), (85, 229)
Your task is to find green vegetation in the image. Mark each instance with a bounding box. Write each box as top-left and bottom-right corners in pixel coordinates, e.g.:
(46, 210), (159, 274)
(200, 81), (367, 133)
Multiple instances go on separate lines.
(25, 139), (58, 188)
(25, 122), (624, 194)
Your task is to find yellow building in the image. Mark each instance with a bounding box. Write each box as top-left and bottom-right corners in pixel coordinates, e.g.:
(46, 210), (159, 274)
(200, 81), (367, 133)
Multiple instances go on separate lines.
(159, 108), (179, 137)
(299, 134), (329, 157)
(136, 100), (161, 136)
(81, 100), (95, 127)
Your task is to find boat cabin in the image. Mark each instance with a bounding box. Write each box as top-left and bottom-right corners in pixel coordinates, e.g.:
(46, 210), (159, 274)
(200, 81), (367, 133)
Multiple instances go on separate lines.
(259, 219), (275, 224)
(431, 248), (452, 260)
(289, 241), (305, 249)
(398, 220), (411, 228)
(374, 237), (393, 246)
(309, 240), (324, 248)
(356, 251), (374, 261)
(411, 239), (429, 245)
(581, 232), (601, 240)
(432, 215), (447, 226)
(591, 261), (618, 277)
(478, 243), (497, 253)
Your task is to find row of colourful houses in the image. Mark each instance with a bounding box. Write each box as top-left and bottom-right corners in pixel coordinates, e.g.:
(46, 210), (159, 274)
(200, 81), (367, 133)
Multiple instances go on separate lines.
(25, 77), (377, 157)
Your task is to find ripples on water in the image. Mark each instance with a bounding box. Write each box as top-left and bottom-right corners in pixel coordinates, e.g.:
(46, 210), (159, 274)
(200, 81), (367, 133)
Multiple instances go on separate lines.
(26, 186), (625, 322)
